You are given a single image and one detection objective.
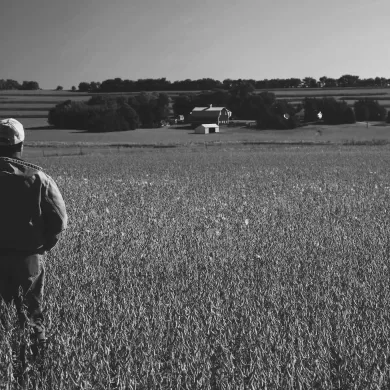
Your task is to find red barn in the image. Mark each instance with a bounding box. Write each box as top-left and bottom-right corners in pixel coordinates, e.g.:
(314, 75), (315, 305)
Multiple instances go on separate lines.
(189, 105), (231, 128)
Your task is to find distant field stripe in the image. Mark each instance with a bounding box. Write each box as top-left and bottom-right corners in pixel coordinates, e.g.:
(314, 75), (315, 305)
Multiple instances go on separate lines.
(343, 96), (390, 100)
(0, 100), (61, 105)
(0, 106), (53, 111)
(255, 87), (390, 93)
(0, 98), (89, 103)
(276, 98), (304, 101)
(341, 99), (390, 104)
(0, 112), (48, 118)
(0, 116), (47, 119)
(0, 92), (92, 97)
(19, 118), (49, 128)
(272, 93), (389, 98)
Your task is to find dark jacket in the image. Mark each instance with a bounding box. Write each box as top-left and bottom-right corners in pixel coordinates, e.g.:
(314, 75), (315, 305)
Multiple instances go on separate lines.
(0, 157), (68, 254)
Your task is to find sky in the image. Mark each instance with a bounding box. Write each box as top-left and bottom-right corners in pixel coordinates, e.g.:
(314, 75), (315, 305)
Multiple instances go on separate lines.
(1, 0), (389, 89)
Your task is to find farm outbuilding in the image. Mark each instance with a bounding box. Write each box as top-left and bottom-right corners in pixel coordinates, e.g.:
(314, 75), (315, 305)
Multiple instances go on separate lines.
(190, 105), (231, 128)
(195, 124), (220, 134)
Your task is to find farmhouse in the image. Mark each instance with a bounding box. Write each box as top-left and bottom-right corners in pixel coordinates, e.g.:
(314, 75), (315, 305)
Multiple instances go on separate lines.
(189, 105), (231, 128)
(195, 124), (220, 134)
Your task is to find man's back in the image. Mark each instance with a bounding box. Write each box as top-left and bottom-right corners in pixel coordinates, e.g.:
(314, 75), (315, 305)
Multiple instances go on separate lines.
(0, 156), (67, 253)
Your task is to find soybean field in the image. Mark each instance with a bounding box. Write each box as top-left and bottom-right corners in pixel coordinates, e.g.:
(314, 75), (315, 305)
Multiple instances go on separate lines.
(1, 144), (390, 389)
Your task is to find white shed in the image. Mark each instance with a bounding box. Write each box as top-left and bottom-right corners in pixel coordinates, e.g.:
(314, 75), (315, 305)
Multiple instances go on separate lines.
(195, 124), (220, 134)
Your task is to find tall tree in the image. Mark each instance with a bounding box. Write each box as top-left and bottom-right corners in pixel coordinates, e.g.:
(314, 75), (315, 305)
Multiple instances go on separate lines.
(78, 82), (91, 92)
(172, 94), (196, 117)
(21, 81), (40, 90)
(302, 77), (318, 88)
(337, 75), (359, 87)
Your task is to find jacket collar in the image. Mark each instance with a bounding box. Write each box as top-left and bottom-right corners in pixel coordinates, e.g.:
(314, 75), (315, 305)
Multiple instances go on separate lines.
(0, 156), (42, 171)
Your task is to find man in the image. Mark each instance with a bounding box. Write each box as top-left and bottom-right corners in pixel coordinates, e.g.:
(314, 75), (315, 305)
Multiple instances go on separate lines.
(0, 118), (68, 365)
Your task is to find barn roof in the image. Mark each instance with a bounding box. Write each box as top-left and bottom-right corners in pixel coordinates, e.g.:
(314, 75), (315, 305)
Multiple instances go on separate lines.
(191, 111), (222, 118)
(192, 107), (226, 112)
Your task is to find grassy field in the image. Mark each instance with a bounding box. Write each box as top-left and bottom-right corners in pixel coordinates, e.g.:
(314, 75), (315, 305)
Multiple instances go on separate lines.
(264, 88), (390, 97)
(1, 144), (390, 388)
(0, 111), (49, 118)
(0, 105), (58, 110)
(19, 123), (390, 149)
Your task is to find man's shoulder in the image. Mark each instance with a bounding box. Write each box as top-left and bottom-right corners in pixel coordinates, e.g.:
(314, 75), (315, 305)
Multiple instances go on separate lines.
(0, 157), (52, 183)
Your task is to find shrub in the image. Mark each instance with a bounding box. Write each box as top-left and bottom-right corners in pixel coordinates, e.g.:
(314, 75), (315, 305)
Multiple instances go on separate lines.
(48, 101), (90, 129)
(303, 98), (323, 122)
(127, 92), (170, 128)
(344, 106), (357, 124)
(322, 98), (356, 125)
(56, 86), (63, 91)
(20, 81), (40, 90)
(78, 82), (91, 92)
(48, 99), (140, 131)
(354, 99), (387, 121)
(0, 79), (21, 90)
(287, 115), (301, 128)
(87, 93), (170, 129)
(87, 103), (140, 132)
(256, 99), (300, 130)
(87, 95), (115, 106)
(87, 109), (128, 132)
(304, 98), (356, 125)
(116, 104), (139, 130)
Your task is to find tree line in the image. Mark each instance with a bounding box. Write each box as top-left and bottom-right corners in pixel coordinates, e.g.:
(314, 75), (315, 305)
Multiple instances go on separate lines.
(0, 79), (41, 90)
(1, 76), (389, 92)
(76, 75), (390, 93)
(48, 92), (170, 132)
(0, 79), (67, 91)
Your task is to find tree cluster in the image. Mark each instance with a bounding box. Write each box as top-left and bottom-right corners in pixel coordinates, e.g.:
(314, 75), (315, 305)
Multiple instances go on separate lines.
(303, 98), (356, 124)
(353, 99), (387, 121)
(256, 98), (301, 130)
(48, 92), (170, 131)
(0, 79), (40, 90)
(88, 93), (170, 128)
(303, 97), (389, 125)
(76, 75), (390, 93)
(48, 99), (139, 132)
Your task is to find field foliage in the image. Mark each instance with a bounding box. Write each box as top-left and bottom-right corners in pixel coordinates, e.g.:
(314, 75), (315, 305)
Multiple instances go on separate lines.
(1, 145), (390, 388)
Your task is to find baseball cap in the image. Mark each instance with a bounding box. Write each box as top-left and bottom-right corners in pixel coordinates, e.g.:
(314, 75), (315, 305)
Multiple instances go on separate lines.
(0, 118), (25, 145)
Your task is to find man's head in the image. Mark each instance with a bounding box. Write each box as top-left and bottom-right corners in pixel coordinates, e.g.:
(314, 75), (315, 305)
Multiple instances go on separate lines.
(0, 118), (24, 158)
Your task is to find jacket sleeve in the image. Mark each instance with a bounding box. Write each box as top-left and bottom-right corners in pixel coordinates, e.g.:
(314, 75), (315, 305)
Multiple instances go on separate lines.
(41, 174), (68, 241)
